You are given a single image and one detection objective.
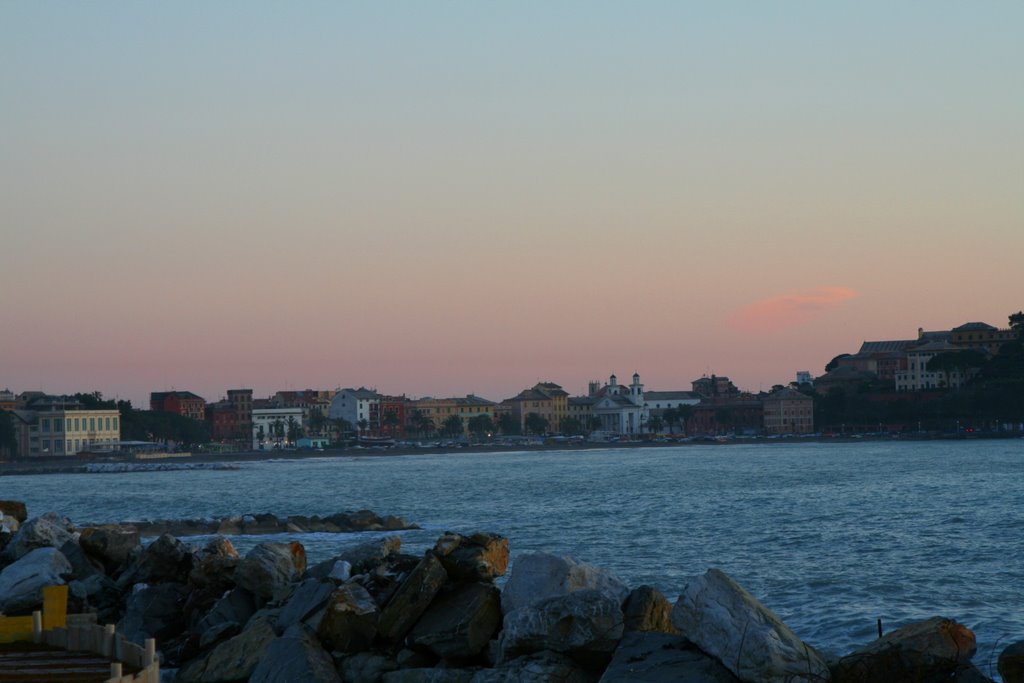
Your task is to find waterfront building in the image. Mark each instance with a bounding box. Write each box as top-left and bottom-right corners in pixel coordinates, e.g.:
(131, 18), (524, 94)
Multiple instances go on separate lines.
(762, 387), (815, 434)
(226, 389), (253, 438)
(329, 388), (381, 435)
(150, 391), (207, 421)
(591, 373), (648, 436)
(207, 400), (239, 440)
(409, 395), (496, 436)
(501, 382), (568, 434)
(0, 389), (16, 412)
(566, 396), (594, 432)
(9, 396), (120, 457)
(691, 375), (740, 400)
(252, 407), (304, 449)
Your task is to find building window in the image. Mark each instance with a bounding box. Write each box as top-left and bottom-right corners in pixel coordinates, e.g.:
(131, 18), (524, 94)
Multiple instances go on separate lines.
(54, 419), (62, 432)
(113, 417), (119, 430)
(105, 417), (111, 431)
(90, 417), (96, 431)
(41, 418), (50, 432)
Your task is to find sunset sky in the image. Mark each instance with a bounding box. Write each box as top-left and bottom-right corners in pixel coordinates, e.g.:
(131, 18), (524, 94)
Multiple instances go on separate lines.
(3, 3), (1022, 407)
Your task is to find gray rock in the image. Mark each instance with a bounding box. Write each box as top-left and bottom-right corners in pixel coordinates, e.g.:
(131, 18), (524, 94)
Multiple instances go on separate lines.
(177, 613), (277, 682)
(1000, 640), (1024, 683)
(119, 533), (194, 586)
(308, 536), (402, 579)
(58, 539), (104, 580)
(199, 621), (240, 650)
(68, 573), (123, 620)
(622, 585), (678, 634)
(1, 512), (76, 562)
(470, 650), (597, 683)
(234, 542), (306, 601)
(378, 553), (448, 642)
(119, 581), (190, 645)
(275, 578), (334, 635)
(337, 652), (399, 683)
(189, 536), (240, 589)
(831, 616), (978, 683)
(500, 552), (629, 615)
(317, 582), (379, 653)
(433, 532), (510, 582)
(78, 524), (141, 575)
(671, 568), (830, 683)
(499, 589), (623, 666)
(384, 669), (476, 683)
(408, 582), (501, 660)
(250, 622), (341, 683)
(196, 587), (258, 637)
(0, 547), (71, 613)
(600, 632), (740, 682)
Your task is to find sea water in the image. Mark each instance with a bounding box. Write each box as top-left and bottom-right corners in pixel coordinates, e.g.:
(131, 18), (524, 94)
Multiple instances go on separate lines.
(4, 439), (1022, 667)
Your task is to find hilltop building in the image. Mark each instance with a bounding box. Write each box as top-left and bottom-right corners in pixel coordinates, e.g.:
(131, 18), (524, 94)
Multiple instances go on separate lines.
(762, 387), (814, 434)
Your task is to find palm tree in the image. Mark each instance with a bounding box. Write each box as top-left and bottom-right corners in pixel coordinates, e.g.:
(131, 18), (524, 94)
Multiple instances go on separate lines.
(357, 418), (369, 440)
(286, 416), (302, 444)
(442, 415), (464, 438)
(646, 415), (664, 435)
(382, 411), (401, 437)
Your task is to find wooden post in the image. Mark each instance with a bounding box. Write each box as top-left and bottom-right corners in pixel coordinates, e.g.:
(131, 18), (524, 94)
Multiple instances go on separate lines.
(31, 611), (42, 643)
(110, 662), (122, 678)
(103, 624), (116, 658)
(144, 637), (156, 666)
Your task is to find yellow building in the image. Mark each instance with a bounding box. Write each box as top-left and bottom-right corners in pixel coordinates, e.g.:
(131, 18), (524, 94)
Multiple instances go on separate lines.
(407, 395), (496, 435)
(13, 397), (121, 457)
(762, 387), (814, 435)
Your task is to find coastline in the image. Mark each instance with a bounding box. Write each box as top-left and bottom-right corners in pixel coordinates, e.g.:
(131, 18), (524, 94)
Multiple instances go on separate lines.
(0, 432), (1017, 477)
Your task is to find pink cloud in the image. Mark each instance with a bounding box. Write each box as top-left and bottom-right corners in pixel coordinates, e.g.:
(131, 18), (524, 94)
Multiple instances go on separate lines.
(727, 286), (859, 333)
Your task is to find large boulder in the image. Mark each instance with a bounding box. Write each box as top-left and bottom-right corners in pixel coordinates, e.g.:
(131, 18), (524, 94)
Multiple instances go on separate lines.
(831, 616), (977, 683)
(68, 573), (123, 622)
(1, 512), (76, 562)
(250, 622), (341, 683)
(378, 553), (448, 641)
(234, 542), (306, 601)
(178, 613), (278, 683)
(336, 652), (399, 683)
(407, 581), (502, 660)
(500, 553), (629, 615)
(470, 650), (597, 683)
(275, 578), (334, 634)
(600, 631), (740, 682)
(671, 568), (830, 683)
(499, 589), (624, 666)
(119, 581), (190, 644)
(384, 670), (475, 683)
(195, 587), (258, 640)
(58, 539), (105, 580)
(317, 582), (380, 653)
(308, 536), (402, 580)
(622, 585), (678, 634)
(119, 533), (194, 586)
(0, 546), (71, 613)
(0, 501), (28, 523)
(1000, 640), (1024, 683)
(434, 532), (510, 582)
(78, 524), (141, 575)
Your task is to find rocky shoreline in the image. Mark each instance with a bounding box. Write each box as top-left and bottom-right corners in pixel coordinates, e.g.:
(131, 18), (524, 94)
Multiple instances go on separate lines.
(90, 511), (419, 538)
(1, 500), (1021, 682)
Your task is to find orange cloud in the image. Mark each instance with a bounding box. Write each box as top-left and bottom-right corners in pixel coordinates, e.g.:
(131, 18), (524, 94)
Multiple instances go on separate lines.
(727, 286), (859, 333)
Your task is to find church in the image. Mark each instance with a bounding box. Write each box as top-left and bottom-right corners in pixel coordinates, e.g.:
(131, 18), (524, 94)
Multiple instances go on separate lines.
(591, 373), (649, 436)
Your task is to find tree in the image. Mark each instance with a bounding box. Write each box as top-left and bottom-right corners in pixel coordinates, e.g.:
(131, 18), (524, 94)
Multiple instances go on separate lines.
(271, 419), (285, 443)
(0, 411), (17, 457)
(442, 415), (464, 438)
(409, 410), (433, 438)
(714, 407), (735, 434)
(466, 414), (494, 439)
(524, 412), (549, 436)
(645, 415), (664, 434)
(1009, 310), (1024, 338)
(560, 416), (585, 436)
(825, 354), (851, 373)
(927, 350), (987, 389)
(286, 416), (302, 444)
(382, 411), (401, 437)
(308, 408), (326, 436)
(256, 425), (265, 446)
(662, 408), (678, 434)
(497, 413), (519, 435)
(331, 418), (352, 444)
(357, 419), (369, 439)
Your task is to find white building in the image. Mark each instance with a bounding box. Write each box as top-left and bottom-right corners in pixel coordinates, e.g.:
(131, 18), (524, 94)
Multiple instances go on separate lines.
(592, 373), (649, 436)
(252, 407), (304, 449)
(328, 388), (381, 433)
(895, 341), (971, 391)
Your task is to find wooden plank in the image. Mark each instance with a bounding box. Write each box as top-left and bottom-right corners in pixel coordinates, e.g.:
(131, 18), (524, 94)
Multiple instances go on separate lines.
(42, 585), (68, 630)
(0, 617), (35, 644)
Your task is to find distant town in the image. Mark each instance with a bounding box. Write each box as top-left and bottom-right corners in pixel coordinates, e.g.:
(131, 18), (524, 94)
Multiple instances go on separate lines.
(3, 314), (1022, 459)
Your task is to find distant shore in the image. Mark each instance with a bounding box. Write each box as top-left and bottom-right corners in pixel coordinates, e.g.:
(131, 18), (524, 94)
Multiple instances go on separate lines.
(1, 432), (1018, 477)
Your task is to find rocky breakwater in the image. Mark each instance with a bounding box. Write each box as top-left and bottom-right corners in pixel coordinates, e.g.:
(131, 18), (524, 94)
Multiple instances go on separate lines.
(102, 510), (419, 538)
(1, 499), (1021, 682)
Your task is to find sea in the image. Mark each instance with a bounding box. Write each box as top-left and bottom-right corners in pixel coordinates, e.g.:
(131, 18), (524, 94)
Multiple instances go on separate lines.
(4, 439), (1022, 669)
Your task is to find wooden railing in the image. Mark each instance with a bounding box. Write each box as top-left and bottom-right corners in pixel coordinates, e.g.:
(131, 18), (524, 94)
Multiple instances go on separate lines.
(0, 585), (159, 682)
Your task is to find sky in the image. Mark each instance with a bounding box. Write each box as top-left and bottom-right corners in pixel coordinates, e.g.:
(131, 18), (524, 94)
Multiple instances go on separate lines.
(2, 2), (1022, 407)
